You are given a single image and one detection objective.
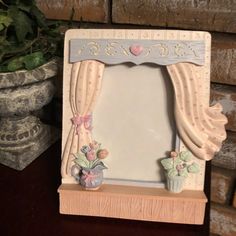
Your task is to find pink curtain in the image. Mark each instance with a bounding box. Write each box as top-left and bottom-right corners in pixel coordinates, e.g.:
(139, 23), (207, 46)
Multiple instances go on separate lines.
(61, 60), (105, 179)
(167, 63), (227, 160)
(62, 60), (227, 181)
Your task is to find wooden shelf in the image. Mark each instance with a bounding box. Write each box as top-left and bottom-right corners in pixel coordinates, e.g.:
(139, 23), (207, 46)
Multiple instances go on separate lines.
(58, 184), (207, 225)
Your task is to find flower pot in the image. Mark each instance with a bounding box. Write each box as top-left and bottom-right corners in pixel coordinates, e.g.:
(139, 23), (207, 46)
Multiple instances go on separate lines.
(166, 175), (185, 193)
(80, 168), (104, 190)
(0, 59), (59, 170)
(72, 165), (104, 190)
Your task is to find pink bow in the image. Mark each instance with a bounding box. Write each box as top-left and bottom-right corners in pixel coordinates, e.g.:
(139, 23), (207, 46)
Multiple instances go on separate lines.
(71, 114), (92, 135)
(81, 170), (98, 185)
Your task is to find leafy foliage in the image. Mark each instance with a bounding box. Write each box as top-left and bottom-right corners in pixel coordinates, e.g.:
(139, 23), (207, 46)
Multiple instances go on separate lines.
(0, 0), (63, 72)
(187, 162), (200, 173)
(73, 141), (108, 171)
(74, 153), (90, 169)
(74, 153), (108, 170)
(6, 52), (45, 71)
(161, 151), (200, 178)
(167, 169), (178, 178)
(8, 5), (33, 42)
(160, 158), (173, 170)
(178, 168), (188, 178)
(179, 150), (192, 162)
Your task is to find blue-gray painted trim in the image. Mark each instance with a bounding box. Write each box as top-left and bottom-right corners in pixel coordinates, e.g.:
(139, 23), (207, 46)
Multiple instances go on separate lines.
(70, 39), (205, 66)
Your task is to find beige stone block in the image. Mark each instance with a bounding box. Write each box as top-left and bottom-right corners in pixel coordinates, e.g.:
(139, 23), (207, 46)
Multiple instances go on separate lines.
(210, 84), (236, 132)
(112, 0), (236, 33)
(210, 203), (236, 236)
(233, 190), (236, 208)
(36, 0), (109, 23)
(211, 167), (235, 204)
(211, 34), (236, 86)
(213, 131), (236, 170)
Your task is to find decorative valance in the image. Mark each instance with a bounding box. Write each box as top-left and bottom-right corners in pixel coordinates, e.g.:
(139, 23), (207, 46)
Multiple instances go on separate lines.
(70, 39), (205, 65)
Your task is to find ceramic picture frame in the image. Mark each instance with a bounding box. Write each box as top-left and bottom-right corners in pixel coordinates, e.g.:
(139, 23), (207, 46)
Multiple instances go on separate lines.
(58, 29), (227, 224)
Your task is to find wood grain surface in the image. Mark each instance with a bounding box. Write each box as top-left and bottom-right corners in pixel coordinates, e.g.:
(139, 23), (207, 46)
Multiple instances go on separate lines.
(59, 184), (207, 224)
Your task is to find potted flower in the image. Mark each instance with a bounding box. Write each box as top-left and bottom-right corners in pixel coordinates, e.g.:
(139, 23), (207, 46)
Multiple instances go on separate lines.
(0, 0), (63, 170)
(160, 150), (200, 193)
(71, 141), (109, 190)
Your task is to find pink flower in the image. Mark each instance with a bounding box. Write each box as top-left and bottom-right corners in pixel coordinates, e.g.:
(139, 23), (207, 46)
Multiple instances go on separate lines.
(86, 149), (96, 161)
(89, 141), (99, 150)
(97, 149), (109, 159)
(170, 151), (178, 158)
(176, 164), (183, 171)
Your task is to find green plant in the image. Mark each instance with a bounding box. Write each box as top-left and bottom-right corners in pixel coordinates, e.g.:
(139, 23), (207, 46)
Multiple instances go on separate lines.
(73, 140), (109, 170)
(161, 150), (200, 178)
(0, 0), (63, 72)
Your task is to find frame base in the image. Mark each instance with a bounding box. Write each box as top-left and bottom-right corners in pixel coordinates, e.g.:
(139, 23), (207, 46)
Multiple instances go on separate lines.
(58, 184), (207, 224)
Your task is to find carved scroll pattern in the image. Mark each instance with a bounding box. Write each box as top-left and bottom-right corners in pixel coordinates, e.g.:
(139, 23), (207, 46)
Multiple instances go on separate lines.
(167, 63), (227, 161)
(61, 60), (105, 178)
(70, 39), (205, 66)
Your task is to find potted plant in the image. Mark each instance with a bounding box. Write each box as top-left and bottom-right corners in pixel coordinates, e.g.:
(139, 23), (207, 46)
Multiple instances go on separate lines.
(0, 0), (63, 170)
(71, 141), (109, 190)
(0, 0), (62, 72)
(161, 150), (200, 193)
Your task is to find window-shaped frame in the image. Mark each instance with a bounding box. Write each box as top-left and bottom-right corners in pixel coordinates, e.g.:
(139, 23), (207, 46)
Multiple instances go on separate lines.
(58, 29), (227, 224)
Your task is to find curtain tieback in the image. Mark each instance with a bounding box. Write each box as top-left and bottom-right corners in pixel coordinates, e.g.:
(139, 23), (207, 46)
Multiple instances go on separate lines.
(71, 114), (93, 134)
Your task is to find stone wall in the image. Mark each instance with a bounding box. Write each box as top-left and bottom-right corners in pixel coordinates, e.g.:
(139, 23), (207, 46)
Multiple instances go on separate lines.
(35, 1), (236, 235)
(36, 0), (109, 22)
(209, 29), (236, 236)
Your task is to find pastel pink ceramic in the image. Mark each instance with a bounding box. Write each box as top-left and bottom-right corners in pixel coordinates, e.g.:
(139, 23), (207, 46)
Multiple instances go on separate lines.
(129, 45), (143, 56)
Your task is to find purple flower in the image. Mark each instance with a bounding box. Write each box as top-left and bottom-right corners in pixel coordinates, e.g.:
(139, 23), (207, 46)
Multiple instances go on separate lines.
(81, 145), (91, 154)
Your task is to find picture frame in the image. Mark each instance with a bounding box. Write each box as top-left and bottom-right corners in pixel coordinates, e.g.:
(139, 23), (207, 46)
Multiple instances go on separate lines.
(58, 29), (227, 224)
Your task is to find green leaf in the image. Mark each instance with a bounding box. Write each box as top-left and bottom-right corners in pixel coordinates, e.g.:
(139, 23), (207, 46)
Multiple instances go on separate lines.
(0, 36), (10, 45)
(17, 0), (36, 6)
(179, 151), (192, 162)
(22, 51), (45, 70)
(73, 152), (90, 168)
(0, 23), (4, 31)
(7, 56), (24, 71)
(30, 5), (47, 28)
(167, 169), (178, 178)
(74, 152), (86, 159)
(3, 40), (34, 56)
(0, 51), (4, 64)
(173, 157), (182, 165)
(179, 167), (188, 177)
(93, 162), (108, 171)
(0, 15), (13, 28)
(187, 162), (200, 174)
(17, 3), (31, 13)
(161, 158), (173, 170)
(8, 6), (33, 42)
(89, 158), (101, 168)
(74, 159), (88, 169)
(0, 65), (8, 72)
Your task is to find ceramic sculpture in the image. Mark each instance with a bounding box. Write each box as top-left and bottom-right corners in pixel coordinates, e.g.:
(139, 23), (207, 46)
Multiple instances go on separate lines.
(58, 29), (227, 225)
